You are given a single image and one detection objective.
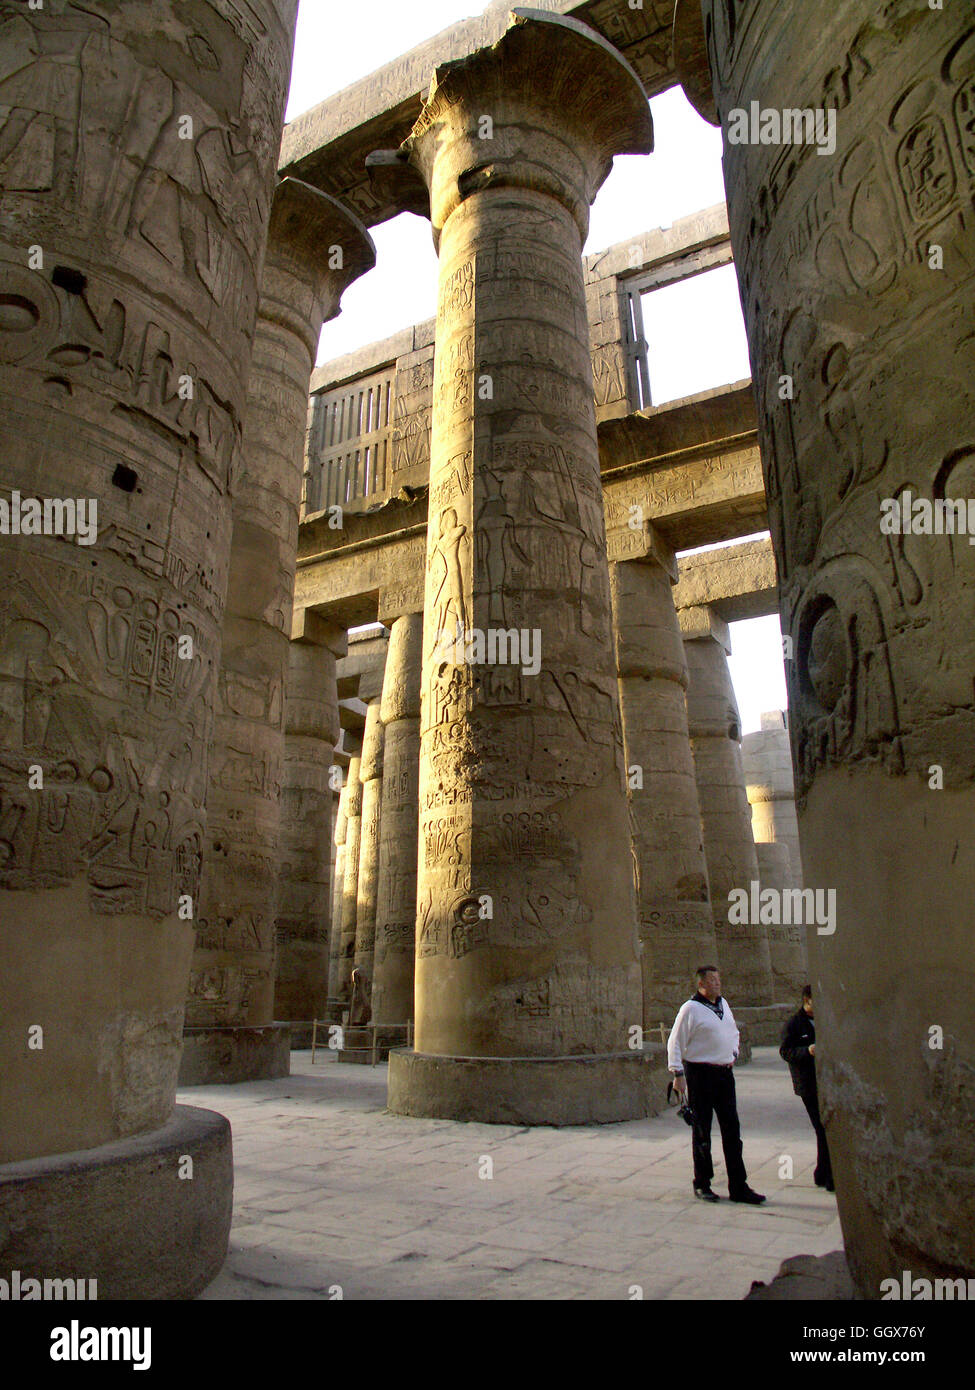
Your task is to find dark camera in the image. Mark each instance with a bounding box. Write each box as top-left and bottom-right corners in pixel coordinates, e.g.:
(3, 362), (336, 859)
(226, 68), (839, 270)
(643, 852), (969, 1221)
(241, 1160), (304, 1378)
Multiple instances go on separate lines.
(667, 1081), (695, 1126)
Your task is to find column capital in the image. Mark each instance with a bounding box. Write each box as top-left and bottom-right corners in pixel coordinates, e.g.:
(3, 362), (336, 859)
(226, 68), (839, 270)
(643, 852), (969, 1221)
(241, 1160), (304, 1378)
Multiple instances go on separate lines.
(608, 522), (677, 579)
(290, 606), (347, 656)
(394, 9), (653, 242)
(679, 604), (731, 654)
(672, 0), (719, 127)
(262, 178), (376, 355)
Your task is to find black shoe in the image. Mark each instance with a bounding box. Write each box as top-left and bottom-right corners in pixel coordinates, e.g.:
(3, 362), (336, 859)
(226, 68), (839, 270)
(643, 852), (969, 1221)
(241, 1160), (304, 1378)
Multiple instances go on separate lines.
(729, 1186), (766, 1205)
(694, 1185), (721, 1202)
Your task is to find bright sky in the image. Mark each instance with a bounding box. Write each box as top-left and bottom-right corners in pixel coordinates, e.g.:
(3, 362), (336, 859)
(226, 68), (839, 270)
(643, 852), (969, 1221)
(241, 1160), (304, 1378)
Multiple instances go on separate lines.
(286, 0), (786, 733)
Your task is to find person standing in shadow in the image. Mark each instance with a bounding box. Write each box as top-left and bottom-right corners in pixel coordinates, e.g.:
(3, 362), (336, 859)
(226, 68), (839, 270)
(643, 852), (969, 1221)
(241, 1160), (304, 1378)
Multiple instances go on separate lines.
(780, 984), (834, 1192)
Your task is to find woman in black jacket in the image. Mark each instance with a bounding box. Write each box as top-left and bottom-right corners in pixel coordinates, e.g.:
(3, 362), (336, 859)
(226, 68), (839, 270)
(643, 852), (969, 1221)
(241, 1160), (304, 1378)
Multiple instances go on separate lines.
(779, 986), (834, 1192)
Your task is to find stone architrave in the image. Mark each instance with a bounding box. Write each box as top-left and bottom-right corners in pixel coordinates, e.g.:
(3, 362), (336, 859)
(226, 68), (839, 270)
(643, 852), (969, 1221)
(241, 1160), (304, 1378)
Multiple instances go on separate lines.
(610, 550), (718, 1028)
(0, 0), (298, 1296)
(274, 614), (346, 1029)
(328, 784), (349, 1001)
(681, 606), (774, 1005)
(380, 11), (654, 1125)
(353, 698), (384, 988)
(743, 712), (803, 883)
(337, 754), (363, 1002)
(681, 0), (975, 1293)
(372, 612), (423, 1026)
(181, 180), (375, 1085)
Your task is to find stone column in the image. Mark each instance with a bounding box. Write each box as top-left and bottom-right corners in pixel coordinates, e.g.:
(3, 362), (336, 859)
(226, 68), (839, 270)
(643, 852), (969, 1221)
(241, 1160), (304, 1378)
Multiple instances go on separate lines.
(381, 11), (654, 1125)
(274, 614), (346, 1037)
(675, 0), (975, 1293)
(743, 711), (803, 882)
(328, 783), (349, 1002)
(353, 698), (384, 989)
(372, 612), (423, 1027)
(610, 548), (718, 1030)
(336, 753), (363, 1002)
(682, 606), (774, 1005)
(180, 180), (375, 1085)
(753, 840), (807, 1003)
(0, 0), (298, 1297)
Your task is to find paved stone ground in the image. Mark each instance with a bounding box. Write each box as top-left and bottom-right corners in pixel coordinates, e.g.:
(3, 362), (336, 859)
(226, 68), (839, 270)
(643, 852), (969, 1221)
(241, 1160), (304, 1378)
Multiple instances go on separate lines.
(187, 1047), (844, 1300)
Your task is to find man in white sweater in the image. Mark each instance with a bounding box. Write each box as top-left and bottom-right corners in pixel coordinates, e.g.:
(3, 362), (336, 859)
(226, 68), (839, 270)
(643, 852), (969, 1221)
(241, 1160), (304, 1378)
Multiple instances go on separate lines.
(668, 965), (766, 1204)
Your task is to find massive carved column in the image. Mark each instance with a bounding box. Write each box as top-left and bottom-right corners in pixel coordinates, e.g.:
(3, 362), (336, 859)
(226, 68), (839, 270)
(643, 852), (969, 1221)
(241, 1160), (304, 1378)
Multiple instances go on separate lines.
(382, 10), (653, 1125)
(610, 548), (717, 1028)
(336, 753), (363, 1002)
(743, 711), (803, 882)
(274, 614), (346, 1035)
(328, 783), (349, 1002)
(180, 180), (375, 1084)
(353, 698), (384, 988)
(372, 612), (423, 1027)
(0, 0), (298, 1296)
(677, 0), (975, 1292)
(682, 606), (774, 1005)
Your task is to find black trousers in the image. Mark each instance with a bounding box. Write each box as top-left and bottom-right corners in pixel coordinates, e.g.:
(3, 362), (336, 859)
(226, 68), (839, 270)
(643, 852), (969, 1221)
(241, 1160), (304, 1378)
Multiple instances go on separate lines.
(801, 1086), (833, 1186)
(684, 1061), (748, 1194)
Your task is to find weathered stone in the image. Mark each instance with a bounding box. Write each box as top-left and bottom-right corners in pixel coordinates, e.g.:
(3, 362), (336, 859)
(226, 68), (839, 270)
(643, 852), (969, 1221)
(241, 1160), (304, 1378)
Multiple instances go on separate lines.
(695, 0), (975, 1293)
(372, 612), (423, 1026)
(274, 620), (345, 1025)
(0, 0), (298, 1296)
(337, 753), (363, 1001)
(179, 1024), (290, 1086)
(354, 698), (385, 988)
(610, 553), (717, 1028)
(382, 10), (652, 1125)
(0, 1106), (233, 1301)
(279, 0), (682, 226)
(682, 608), (774, 1005)
(388, 1044), (671, 1127)
(328, 783), (349, 1002)
(185, 180), (374, 1082)
(673, 537), (778, 624)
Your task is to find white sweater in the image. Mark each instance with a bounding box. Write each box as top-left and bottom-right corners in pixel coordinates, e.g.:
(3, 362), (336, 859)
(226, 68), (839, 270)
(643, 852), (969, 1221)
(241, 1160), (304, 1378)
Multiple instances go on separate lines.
(667, 996), (740, 1071)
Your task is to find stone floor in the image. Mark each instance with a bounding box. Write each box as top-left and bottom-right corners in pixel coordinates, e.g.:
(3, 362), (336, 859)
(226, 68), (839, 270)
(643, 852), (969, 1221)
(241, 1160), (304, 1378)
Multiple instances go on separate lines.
(187, 1047), (844, 1300)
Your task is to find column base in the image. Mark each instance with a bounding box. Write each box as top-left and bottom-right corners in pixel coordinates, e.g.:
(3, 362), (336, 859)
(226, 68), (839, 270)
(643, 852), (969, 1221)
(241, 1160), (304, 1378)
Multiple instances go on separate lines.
(0, 1105), (232, 1300)
(337, 1026), (407, 1065)
(387, 1047), (668, 1126)
(736, 1004), (793, 1047)
(178, 1023), (291, 1085)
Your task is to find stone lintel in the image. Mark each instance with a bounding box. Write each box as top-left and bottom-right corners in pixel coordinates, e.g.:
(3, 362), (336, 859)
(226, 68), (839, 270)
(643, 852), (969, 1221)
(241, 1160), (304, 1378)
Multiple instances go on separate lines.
(600, 381), (758, 468)
(679, 604), (732, 653)
(603, 442), (767, 555)
(300, 441), (766, 624)
(673, 536), (778, 622)
(584, 203), (730, 284)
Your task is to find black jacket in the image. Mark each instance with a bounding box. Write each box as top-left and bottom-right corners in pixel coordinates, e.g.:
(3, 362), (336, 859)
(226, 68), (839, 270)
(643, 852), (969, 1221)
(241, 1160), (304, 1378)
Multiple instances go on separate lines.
(780, 1008), (817, 1097)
